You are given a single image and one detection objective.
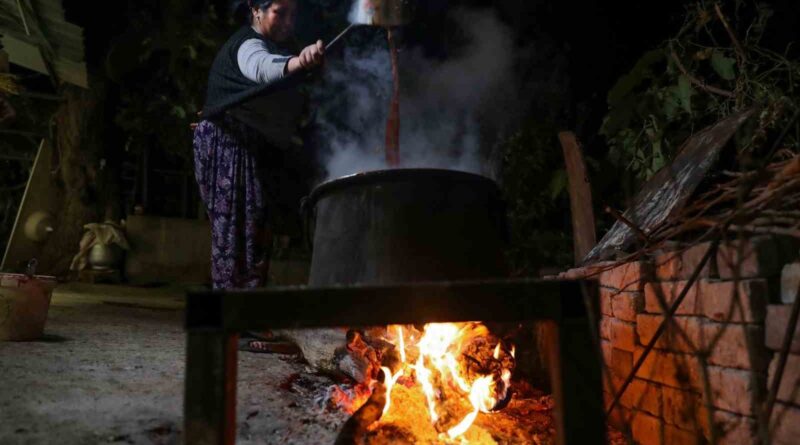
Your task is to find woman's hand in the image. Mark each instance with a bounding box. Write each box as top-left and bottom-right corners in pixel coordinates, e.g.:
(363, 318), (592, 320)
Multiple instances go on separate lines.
(287, 40), (324, 74)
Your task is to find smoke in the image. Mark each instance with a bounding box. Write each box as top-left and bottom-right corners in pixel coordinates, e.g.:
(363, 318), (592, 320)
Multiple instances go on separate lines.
(312, 8), (524, 182)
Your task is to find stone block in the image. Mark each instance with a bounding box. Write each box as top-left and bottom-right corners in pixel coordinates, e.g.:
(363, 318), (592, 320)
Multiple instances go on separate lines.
(644, 281), (701, 315)
(692, 408), (759, 445)
(700, 279), (768, 323)
(601, 339), (613, 366)
(610, 347), (633, 379)
(609, 318), (638, 352)
(661, 386), (702, 430)
(631, 410), (664, 445)
(607, 405), (631, 432)
(772, 403), (800, 445)
(663, 424), (701, 445)
(781, 262), (800, 304)
(706, 366), (764, 416)
(633, 348), (700, 389)
(600, 287), (615, 317)
(701, 322), (768, 371)
(636, 314), (701, 352)
(654, 242), (716, 281)
(768, 353), (800, 406)
(716, 236), (800, 280)
(600, 317), (612, 340)
(620, 378), (661, 416)
(610, 290), (645, 322)
(599, 261), (649, 292)
(765, 304), (800, 353)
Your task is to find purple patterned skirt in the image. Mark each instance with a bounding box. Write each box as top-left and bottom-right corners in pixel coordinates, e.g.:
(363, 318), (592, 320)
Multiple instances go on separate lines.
(193, 115), (271, 290)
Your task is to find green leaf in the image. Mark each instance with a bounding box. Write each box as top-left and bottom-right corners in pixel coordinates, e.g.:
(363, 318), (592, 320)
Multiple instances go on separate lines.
(171, 105), (186, 119)
(710, 51), (736, 80)
(548, 169), (568, 201)
(675, 75), (695, 113)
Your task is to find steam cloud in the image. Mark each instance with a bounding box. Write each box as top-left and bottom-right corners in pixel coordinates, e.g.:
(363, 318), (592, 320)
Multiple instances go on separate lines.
(313, 9), (523, 182)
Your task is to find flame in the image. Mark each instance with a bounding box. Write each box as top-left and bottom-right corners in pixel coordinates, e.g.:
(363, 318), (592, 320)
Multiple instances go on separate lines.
(447, 376), (494, 438)
(396, 326), (406, 363)
(378, 322), (515, 439)
(380, 366), (403, 416)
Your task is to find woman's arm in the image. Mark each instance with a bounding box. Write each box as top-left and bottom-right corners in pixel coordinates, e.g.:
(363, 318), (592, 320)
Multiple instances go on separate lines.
(237, 39), (325, 84)
(237, 39), (293, 84)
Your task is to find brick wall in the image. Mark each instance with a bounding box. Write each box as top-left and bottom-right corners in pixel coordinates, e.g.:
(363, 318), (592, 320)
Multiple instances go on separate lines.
(563, 236), (800, 445)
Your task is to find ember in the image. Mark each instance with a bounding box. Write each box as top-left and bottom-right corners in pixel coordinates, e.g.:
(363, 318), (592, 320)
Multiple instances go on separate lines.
(330, 383), (374, 414)
(345, 322), (516, 441)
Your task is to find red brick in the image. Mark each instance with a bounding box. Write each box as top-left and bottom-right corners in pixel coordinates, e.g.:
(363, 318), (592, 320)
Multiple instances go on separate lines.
(706, 366), (764, 415)
(772, 402), (800, 445)
(768, 353), (800, 406)
(700, 279), (768, 323)
(599, 261), (649, 292)
(644, 281), (701, 315)
(600, 317), (612, 340)
(611, 290), (644, 322)
(610, 347), (633, 378)
(634, 348), (700, 389)
(609, 318), (638, 352)
(661, 386), (702, 430)
(716, 236), (800, 280)
(700, 322), (768, 370)
(766, 304), (800, 352)
(620, 378), (661, 416)
(654, 242), (716, 281)
(599, 287), (615, 317)
(636, 314), (701, 352)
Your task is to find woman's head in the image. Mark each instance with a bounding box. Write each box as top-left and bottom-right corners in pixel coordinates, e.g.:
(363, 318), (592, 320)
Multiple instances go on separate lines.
(233, 0), (297, 42)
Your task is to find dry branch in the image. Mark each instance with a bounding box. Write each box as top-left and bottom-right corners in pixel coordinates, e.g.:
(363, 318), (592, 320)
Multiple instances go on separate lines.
(670, 50), (736, 98)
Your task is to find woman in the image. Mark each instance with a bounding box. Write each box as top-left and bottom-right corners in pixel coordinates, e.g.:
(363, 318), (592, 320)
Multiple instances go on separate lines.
(193, 0), (324, 290)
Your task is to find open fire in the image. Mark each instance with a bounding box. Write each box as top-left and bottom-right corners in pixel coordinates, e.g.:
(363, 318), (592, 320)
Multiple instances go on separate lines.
(333, 322), (517, 442)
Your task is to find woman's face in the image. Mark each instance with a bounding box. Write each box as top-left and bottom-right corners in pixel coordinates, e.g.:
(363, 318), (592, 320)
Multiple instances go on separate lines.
(253, 0), (297, 43)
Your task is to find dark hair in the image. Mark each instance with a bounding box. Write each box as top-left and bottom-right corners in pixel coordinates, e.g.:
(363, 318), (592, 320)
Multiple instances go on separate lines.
(232, 0), (274, 25)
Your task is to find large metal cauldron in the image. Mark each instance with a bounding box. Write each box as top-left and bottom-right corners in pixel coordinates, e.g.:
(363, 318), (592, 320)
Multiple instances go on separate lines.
(306, 169), (508, 286)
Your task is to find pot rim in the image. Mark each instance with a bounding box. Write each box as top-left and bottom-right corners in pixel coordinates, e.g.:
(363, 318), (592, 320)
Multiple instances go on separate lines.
(308, 168), (498, 205)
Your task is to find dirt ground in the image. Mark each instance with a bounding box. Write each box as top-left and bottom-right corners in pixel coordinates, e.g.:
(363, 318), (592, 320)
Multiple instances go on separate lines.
(0, 283), (348, 445)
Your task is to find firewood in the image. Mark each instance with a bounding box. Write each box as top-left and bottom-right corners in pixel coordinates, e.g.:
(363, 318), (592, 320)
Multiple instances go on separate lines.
(273, 328), (390, 384)
(334, 374), (387, 445)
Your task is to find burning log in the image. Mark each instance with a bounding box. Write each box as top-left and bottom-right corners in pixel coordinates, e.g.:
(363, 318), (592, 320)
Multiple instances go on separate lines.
(272, 328), (398, 384)
(334, 370), (390, 445)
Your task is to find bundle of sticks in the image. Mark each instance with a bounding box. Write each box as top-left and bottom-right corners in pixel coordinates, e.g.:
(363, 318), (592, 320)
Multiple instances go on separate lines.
(647, 149), (800, 244)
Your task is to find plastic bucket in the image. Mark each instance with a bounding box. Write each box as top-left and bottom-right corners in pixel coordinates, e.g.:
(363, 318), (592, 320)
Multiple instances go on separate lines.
(0, 273), (58, 341)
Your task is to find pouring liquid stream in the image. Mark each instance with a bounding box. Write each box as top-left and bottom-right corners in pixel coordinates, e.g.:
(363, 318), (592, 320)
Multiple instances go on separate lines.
(385, 28), (400, 167)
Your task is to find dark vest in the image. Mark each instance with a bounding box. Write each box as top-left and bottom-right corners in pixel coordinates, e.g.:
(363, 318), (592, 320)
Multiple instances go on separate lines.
(202, 26), (305, 148)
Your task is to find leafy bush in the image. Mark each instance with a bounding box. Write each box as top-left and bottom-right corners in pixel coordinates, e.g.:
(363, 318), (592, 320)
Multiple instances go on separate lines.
(600, 1), (800, 183)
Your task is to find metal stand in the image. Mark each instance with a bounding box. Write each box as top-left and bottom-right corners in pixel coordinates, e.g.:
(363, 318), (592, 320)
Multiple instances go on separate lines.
(184, 279), (603, 445)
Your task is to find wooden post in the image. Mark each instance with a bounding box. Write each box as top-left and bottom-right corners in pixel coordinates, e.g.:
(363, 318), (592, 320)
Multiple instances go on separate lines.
(184, 331), (238, 445)
(559, 131), (596, 264)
